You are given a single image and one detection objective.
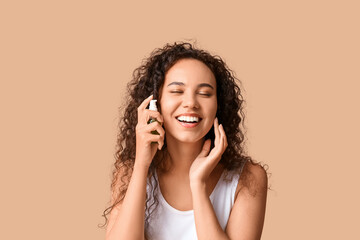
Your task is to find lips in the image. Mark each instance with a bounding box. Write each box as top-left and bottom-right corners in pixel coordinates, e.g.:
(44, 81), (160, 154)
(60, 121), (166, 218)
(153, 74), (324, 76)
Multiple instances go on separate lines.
(176, 115), (200, 123)
(175, 113), (202, 128)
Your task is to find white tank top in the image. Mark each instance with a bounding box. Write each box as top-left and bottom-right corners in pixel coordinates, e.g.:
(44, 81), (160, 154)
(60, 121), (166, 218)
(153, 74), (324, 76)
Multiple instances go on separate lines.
(146, 167), (244, 240)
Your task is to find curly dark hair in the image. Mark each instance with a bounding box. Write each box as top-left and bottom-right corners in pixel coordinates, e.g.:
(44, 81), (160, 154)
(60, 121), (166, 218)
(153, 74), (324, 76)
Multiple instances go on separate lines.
(99, 41), (269, 234)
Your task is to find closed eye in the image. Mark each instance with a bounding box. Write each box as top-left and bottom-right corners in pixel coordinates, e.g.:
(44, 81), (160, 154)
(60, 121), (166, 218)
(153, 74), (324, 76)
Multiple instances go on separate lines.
(198, 92), (212, 97)
(170, 90), (183, 94)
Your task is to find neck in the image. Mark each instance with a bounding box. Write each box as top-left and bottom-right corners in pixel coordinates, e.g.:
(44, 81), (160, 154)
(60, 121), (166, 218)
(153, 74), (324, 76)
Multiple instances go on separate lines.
(164, 135), (205, 176)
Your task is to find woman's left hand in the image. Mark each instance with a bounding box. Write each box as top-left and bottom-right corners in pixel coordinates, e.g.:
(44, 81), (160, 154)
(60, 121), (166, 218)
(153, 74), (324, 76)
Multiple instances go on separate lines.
(189, 118), (228, 186)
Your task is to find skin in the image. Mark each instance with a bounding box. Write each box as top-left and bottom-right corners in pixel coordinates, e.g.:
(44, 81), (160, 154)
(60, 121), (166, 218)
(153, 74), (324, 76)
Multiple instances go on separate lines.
(106, 59), (267, 240)
(159, 58), (219, 181)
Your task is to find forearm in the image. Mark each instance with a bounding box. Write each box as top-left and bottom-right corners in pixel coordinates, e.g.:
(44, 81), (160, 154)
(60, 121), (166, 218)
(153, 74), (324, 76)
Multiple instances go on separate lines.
(191, 183), (230, 240)
(106, 162), (148, 240)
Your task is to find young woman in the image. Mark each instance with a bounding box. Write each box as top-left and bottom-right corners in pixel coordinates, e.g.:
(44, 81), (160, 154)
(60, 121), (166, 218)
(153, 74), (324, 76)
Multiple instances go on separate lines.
(102, 42), (268, 240)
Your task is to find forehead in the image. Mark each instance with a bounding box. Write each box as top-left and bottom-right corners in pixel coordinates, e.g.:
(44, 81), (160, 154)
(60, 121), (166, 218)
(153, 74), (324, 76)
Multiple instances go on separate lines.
(164, 58), (216, 88)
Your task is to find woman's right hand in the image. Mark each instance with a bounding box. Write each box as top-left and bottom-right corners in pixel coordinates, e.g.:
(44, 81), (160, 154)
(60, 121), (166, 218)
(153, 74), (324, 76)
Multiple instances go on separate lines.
(135, 95), (165, 169)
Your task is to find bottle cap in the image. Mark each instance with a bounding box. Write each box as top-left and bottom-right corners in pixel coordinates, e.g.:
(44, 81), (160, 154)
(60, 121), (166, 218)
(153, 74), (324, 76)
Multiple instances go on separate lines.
(149, 100), (158, 111)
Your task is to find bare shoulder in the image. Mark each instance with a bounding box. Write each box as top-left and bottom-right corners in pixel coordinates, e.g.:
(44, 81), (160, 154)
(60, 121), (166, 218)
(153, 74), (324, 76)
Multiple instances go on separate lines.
(226, 161), (268, 239)
(235, 161), (268, 199)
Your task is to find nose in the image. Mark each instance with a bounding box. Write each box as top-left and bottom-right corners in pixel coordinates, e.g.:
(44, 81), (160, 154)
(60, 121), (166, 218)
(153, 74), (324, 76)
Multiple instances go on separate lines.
(182, 92), (199, 109)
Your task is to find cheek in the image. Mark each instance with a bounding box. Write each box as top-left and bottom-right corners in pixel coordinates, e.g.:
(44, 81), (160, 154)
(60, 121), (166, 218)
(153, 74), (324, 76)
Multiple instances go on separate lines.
(159, 99), (173, 118)
(211, 105), (217, 117)
(208, 99), (218, 118)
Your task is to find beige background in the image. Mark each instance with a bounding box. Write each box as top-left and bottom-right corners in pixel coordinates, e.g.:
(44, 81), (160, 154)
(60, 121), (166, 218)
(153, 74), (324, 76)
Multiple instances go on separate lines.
(1, 0), (359, 239)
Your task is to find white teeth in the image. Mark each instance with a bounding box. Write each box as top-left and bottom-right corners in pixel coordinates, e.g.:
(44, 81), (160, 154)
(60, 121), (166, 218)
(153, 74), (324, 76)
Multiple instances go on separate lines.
(177, 116), (199, 123)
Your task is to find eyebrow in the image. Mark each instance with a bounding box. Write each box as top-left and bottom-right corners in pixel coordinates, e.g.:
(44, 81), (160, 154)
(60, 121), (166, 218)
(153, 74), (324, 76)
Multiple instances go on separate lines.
(198, 83), (214, 89)
(167, 81), (214, 89)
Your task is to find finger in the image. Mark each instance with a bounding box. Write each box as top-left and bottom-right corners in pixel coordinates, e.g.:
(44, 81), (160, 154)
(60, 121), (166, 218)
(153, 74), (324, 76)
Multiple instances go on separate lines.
(145, 122), (165, 150)
(213, 118), (220, 147)
(146, 134), (164, 149)
(208, 142), (223, 164)
(138, 95), (153, 111)
(198, 139), (211, 158)
(209, 126), (225, 159)
(144, 121), (165, 137)
(145, 132), (162, 142)
(158, 136), (165, 150)
(218, 126), (225, 155)
(219, 124), (228, 152)
(216, 132), (224, 156)
(215, 124), (227, 157)
(151, 111), (164, 123)
(143, 109), (164, 124)
(154, 122), (165, 136)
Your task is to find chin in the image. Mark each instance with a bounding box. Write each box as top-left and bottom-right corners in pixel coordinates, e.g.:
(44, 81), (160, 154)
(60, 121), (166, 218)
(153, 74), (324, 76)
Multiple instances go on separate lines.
(169, 132), (206, 144)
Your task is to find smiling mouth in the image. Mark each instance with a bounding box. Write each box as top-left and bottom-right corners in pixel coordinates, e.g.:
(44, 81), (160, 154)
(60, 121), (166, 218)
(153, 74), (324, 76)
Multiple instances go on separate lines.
(176, 115), (202, 123)
(175, 116), (203, 128)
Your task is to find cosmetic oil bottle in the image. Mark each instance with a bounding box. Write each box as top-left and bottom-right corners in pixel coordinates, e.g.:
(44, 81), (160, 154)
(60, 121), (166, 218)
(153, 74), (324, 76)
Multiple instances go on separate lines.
(148, 99), (160, 135)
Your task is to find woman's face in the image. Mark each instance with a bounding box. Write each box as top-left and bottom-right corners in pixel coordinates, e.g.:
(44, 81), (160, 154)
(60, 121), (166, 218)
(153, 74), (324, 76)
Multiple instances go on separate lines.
(159, 58), (217, 144)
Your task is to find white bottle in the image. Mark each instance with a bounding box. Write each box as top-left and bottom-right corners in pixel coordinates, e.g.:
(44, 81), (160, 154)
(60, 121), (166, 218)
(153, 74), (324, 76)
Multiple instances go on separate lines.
(149, 99), (158, 111)
(148, 100), (159, 135)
